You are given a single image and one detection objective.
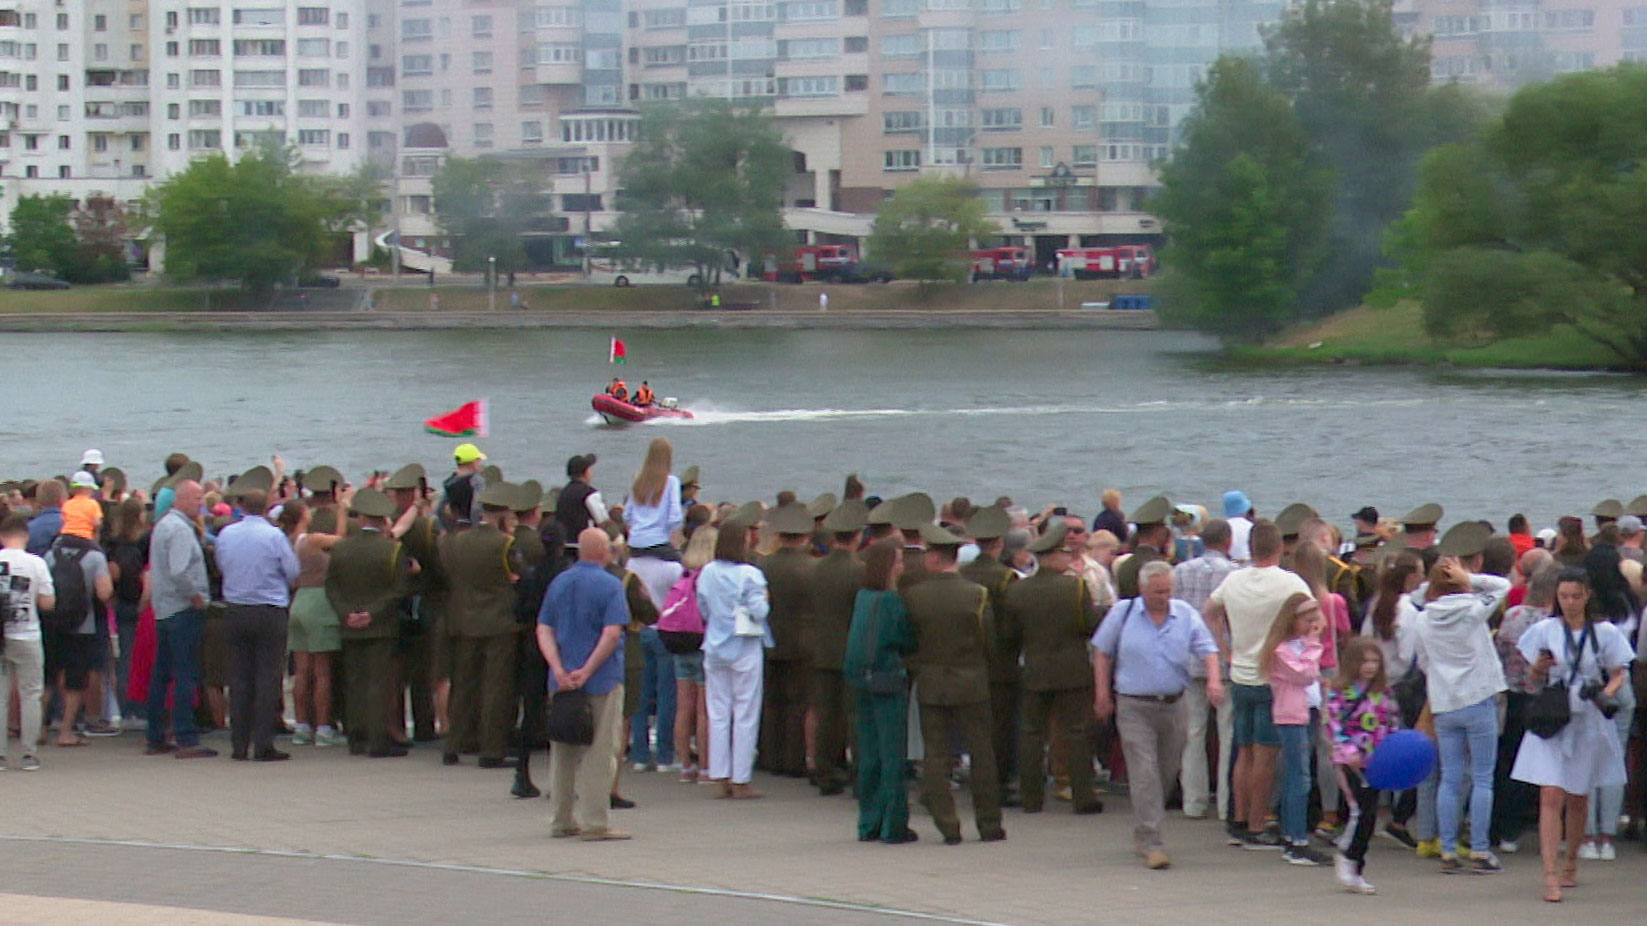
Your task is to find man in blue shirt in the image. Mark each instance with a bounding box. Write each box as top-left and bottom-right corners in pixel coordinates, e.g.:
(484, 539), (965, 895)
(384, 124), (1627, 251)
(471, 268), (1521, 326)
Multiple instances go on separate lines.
(537, 528), (630, 841)
(25, 480), (65, 556)
(1093, 559), (1221, 870)
(214, 489), (300, 762)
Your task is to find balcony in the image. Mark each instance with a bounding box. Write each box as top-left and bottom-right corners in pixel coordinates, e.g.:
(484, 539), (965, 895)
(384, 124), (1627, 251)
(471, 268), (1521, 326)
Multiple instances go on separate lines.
(774, 94), (868, 118)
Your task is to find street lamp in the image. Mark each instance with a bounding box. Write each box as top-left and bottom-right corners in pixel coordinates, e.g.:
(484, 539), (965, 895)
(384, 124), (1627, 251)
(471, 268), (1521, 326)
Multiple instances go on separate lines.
(487, 254), (496, 311)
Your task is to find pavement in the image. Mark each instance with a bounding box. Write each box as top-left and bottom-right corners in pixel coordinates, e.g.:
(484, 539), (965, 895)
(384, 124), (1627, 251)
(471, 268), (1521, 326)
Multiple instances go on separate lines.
(0, 730), (1640, 925)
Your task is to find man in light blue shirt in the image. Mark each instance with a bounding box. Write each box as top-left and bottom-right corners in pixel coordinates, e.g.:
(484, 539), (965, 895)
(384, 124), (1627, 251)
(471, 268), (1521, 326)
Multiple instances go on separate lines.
(214, 490), (300, 762)
(1092, 560), (1221, 869)
(147, 479), (214, 758)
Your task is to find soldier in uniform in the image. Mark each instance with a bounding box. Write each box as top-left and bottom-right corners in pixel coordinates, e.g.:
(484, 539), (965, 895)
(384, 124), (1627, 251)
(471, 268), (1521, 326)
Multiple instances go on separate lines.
(383, 463), (443, 743)
(758, 503), (817, 777)
(1114, 496), (1172, 599)
(893, 494), (937, 591)
(958, 505), (1021, 804)
(808, 500), (870, 795)
(510, 480), (559, 798)
(679, 465), (701, 507)
(1004, 520), (1104, 814)
(1398, 503), (1444, 569)
(440, 482), (522, 768)
(324, 488), (416, 758)
(1592, 499), (1624, 542)
(904, 523), (1004, 845)
(302, 465), (347, 534)
(1273, 502), (1318, 564)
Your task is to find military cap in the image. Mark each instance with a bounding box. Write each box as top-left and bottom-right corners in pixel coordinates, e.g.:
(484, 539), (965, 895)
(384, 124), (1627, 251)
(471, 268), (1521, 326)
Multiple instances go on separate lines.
(1400, 503), (1443, 528)
(158, 460), (205, 492)
(349, 487), (397, 519)
(99, 466), (127, 494)
(918, 521), (964, 548)
(303, 465), (344, 492)
(822, 499), (869, 534)
(1274, 502), (1319, 537)
(480, 464), (504, 485)
(1129, 494), (1172, 526)
(1593, 499), (1625, 519)
(228, 465), (274, 498)
(1353, 532), (1384, 550)
(478, 480), (519, 509)
(383, 463), (426, 490)
(1029, 518), (1070, 554)
(769, 502), (816, 536)
(514, 479), (544, 512)
(1628, 495), (1647, 518)
(681, 465), (700, 488)
(867, 497), (895, 526)
(967, 506), (1011, 541)
(1436, 520), (1491, 558)
(727, 500), (765, 529)
(891, 493), (937, 531)
(543, 486), (561, 510)
(808, 492), (837, 519)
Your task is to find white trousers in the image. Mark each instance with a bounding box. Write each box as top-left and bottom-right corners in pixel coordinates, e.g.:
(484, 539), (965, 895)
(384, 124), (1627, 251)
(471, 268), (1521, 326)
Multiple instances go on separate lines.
(1180, 675), (1234, 819)
(0, 637), (45, 762)
(705, 648), (764, 784)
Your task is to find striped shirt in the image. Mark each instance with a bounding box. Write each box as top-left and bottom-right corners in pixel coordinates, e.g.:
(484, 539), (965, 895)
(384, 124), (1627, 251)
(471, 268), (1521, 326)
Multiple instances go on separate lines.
(1173, 550), (1238, 678)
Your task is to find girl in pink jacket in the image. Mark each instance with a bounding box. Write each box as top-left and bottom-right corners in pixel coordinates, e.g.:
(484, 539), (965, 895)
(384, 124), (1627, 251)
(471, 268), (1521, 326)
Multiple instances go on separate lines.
(1262, 592), (1326, 865)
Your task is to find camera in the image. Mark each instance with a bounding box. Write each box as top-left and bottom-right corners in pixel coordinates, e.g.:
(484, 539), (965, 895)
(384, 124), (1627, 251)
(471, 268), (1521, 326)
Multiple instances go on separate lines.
(1580, 681), (1621, 720)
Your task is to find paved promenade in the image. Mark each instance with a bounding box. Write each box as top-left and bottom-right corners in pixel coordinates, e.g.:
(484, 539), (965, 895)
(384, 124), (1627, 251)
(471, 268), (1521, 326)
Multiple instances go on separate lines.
(0, 731), (1639, 925)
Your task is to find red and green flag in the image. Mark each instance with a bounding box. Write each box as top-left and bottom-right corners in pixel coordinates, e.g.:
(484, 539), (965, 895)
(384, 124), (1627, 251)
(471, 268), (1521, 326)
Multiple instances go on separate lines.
(423, 399), (488, 438)
(609, 337), (627, 364)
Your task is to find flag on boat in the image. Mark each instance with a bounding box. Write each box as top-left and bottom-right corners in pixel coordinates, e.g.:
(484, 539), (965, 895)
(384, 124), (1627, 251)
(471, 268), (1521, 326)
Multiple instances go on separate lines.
(423, 399), (488, 438)
(609, 337), (627, 364)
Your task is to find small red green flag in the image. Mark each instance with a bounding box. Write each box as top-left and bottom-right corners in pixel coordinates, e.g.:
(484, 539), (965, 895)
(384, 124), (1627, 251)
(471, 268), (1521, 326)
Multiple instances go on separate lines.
(423, 399), (488, 438)
(609, 337), (627, 364)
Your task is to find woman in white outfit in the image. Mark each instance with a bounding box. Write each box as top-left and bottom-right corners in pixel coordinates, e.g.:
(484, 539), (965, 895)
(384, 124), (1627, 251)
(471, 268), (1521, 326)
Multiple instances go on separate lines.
(1511, 568), (1635, 903)
(696, 522), (772, 799)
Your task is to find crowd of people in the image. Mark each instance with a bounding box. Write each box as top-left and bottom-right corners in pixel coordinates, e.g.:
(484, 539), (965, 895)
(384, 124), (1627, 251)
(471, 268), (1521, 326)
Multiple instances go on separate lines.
(1, 444), (1643, 901)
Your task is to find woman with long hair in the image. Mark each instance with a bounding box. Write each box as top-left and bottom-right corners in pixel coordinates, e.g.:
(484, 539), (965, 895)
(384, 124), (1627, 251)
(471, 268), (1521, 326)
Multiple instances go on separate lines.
(105, 497), (151, 726)
(623, 437), (684, 772)
(1511, 568), (1635, 901)
(1289, 541), (1351, 837)
(662, 526), (717, 782)
(1553, 517), (1589, 568)
(1577, 547), (1640, 860)
(844, 538), (917, 843)
(697, 523), (772, 798)
(277, 494), (350, 747)
(1362, 551), (1423, 680)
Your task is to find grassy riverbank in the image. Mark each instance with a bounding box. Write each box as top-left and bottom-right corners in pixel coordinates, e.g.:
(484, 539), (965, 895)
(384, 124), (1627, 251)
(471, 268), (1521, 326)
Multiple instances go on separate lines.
(1235, 301), (1624, 371)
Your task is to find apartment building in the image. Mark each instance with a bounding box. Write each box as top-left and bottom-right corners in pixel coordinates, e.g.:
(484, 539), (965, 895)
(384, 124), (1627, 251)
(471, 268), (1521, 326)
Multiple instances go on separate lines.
(1397, 0), (1645, 86)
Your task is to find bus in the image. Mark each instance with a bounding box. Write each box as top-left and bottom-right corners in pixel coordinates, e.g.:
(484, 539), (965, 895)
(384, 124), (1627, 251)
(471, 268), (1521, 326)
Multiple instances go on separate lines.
(585, 243), (740, 287)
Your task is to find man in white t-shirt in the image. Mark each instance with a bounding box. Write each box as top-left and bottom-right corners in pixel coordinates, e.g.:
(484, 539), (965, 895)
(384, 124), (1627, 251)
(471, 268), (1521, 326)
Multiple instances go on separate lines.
(1, 515), (55, 770)
(1222, 490), (1255, 564)
(1202, 520), (1309, 848)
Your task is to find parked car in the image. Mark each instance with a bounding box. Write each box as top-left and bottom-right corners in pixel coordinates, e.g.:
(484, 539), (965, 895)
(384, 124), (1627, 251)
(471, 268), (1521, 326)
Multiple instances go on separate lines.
(7, 271), (71, 290)
(297, 273), (341, 288)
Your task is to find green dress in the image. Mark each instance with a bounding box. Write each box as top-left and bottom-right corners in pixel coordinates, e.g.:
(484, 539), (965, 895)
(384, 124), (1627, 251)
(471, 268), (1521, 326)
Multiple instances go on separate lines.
(843, 588), (915, 842)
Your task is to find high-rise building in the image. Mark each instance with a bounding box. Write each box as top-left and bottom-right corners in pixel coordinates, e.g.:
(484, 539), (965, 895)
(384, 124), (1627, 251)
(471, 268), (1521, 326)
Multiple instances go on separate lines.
(1396, 0), (1642, 87)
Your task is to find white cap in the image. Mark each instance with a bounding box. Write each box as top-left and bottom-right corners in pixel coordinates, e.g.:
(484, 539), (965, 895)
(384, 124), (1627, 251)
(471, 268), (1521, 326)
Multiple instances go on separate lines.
(70, 470), (98, 489)
(1536, 527), (1558, 545)
(81, 449), (104, 466)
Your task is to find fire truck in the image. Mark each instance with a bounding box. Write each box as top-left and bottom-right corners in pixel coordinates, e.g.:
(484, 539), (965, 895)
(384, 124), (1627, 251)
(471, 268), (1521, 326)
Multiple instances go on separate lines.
(969, 246), (1035, 281)
(1056, 246), (1155, 280)
(764, 244), (883, 283)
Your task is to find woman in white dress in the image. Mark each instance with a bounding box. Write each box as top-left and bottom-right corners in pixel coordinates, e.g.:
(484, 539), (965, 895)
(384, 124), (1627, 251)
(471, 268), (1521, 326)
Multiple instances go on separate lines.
(1510, 568), (1635, 903)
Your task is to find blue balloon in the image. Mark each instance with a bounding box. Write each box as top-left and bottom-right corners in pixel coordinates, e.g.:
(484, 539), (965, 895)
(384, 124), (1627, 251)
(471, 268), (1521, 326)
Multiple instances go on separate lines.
(1365, 729), (1437, 791)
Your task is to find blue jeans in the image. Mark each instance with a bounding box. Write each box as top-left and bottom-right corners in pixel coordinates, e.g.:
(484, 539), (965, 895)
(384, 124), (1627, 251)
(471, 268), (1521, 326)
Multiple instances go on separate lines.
(1435, 695), (1498, 855)
(1277, 723), (1313, 843)
(629, 627), (677, 765)
(147, 608), (204, 748)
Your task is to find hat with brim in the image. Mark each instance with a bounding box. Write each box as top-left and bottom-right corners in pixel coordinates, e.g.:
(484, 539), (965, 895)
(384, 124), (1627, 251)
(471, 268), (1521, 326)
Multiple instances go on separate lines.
(543, 486), (561, 510)
(1628, 495), (1647, 518)
(822, 499), (869, 534)
(967, 506), (1011, 541)
(69, 470), (98, 490)
(807, 493), (837, 520)
(891, 493), (937, 531)
(1353, 532), (1384, 550)
(566, 453), (596, 478)
(867, 497), (895, 526)
(727, 500), (765, 530)
(918, 521), (964, 548)
(1593, 499), (1625, 519)
(769, 502), (816, 536)
(513, 479), (543, 513)
(383, 463), (426, 491)
(1030, 518), (1070, 554)
(1129, 495), (1172, 527)
(349, 487), (397, 519)
(1400, 502), (1443, 529)
(1222, 490), (1252, 519)
(1274, 502), (1319, 538)
(227, 465), (274, 499)
(480, 464), (504, 485)
(1436, 521), (1491, 558)
(454, 443), (486, 465)
(161, 460), (205, 491)
(304, 465), (345, 493)
(478, 480), (518, 510)
(681, 465), (700, 489)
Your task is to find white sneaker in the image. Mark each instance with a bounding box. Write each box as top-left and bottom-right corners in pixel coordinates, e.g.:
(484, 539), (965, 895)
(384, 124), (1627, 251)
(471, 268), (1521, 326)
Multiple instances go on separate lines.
(657, 762), (681, 773)
(630, 762), (651, 773)
(1577, 841), (1601, 861)
(291, 726), (313, 746)
(1599, 842), (1616, 861)
(1334, 852), (1359, 890)
(1495, 840), (1519, 854)
(1348, 876), (1377, 895)
(313, 727), (340, 748)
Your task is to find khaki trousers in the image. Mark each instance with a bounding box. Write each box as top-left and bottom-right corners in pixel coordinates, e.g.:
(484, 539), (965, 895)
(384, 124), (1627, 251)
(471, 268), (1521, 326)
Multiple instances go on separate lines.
(549, 686), (624, 835)
(1116, 695), (1188, 852)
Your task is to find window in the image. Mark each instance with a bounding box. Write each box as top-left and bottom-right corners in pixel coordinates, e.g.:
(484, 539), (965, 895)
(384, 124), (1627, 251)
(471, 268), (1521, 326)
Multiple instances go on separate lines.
(844, 36), (869, 53)
(728, 38), (776, 59)
(57, 74), (70, 90)
(562, 193), (603, 212)
(981, 147), (1021, 169)
(367, 100), (391, 116)
(881, 34), (920, 56)
(883, 0), (918, 15)
(337, 133), (349, 149)
(979, 30), (1020, 51)
(1098, 20), (1140, 41)
(473, 87), (492, 108)
(191, 69), (222, 87)
(641, 8), (683, 27)
(190, 99), (223, 116)
(538, 44), (581, 64)
(781, 75), (838, 96)
(402, 18), (432, 40)
(188, 129), (221, 149)
(23, 134), (37, 150)
(554, 156), (599, 174)
(473, 51), (492, 73)
(131, 45), (144, 61)
(1070, 105), (1096, 129)
(94, 44), (109, 61)
(644, 46), (684, 65)
(58, 165), (70, 179)
(522, 121), (544, 144)
(167, 41), (180, 57)
(540, 6), (584, 26)
(189, 39), (221, 56)
(298, 7), (330, 26)
(883, 72), (923, 92)
(883, 149), (920, 171)
(1072, 145), (1097, 166)
(94, 14), (107, 31)
(56, 105), (69, 120)
(1039, 145), (1054, 168)
(980, 0), (1020, 11)
(781, 0), (839, 21)
(55, 12), (67, 29)
(123, 102), (149, 117)
(782, 37), (839, 58)
(729, 2), (776, 21)
(23, 165), (37, 178)
(297, 99), (328, 117)
(883, 111), (925, 133)
(188, 8), (220, 25)
(235, 100), (286, 118)
(1070, 65), (1097, 88)
(298, 69), (329, 87)
(1544, 9), (1595, 28)
(168, 133), (181, 150)
(234, 70), (285, 87)
(472, 123), (492, 147)
(238, 39), (287, 57)
(1038, 105), (1055, 127)
(980, 69), (1020, 91)
(471, 15), (492, 37)
(403, 54), (433, 75)
(235, 130), (285, 149)
(297, 39), (330, 57)
(234, 8), (284, 26)
(298, 129), (329, 146)
(982, 107), (1021, 130)
(93, 135), (109, 152)
(402, 155), (441, 175)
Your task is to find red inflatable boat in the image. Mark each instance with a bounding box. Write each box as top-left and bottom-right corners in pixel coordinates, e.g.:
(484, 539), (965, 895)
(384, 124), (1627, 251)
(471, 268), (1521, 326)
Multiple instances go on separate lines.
(591, 394), (695, 425)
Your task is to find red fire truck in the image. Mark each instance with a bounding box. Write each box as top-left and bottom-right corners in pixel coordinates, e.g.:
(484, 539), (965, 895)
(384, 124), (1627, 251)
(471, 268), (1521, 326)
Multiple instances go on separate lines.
(1056, 246), (1155, 280)
(970, 246), (1034, 281)
(763, 244), (872, 283)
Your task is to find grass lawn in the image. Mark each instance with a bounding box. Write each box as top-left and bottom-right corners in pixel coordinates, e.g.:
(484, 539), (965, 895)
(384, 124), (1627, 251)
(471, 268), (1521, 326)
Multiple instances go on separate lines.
(1236, 301), (1626, 371)
(0, 286), (231, 313)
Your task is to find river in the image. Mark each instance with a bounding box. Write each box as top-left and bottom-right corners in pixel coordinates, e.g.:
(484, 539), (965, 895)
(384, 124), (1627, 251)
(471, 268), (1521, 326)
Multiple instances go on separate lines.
(5, 328), (1641, 531)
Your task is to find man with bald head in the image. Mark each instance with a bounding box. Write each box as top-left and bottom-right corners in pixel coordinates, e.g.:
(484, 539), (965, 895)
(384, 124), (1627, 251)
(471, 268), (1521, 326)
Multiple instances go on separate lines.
(147, 479), (216, 758)
(538, 528), (632, 841)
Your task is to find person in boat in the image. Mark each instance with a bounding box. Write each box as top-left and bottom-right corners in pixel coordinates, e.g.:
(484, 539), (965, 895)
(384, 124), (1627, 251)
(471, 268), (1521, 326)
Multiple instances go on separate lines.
(607, 378), (628, 402)
(633, 382), (655, 407)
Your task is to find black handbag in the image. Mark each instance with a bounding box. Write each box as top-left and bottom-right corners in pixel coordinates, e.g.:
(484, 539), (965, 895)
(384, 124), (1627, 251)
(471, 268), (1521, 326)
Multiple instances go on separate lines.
(858, 596), (907, 696)
(1526, 623), (1591, 740)
(546, 689), (595, 746)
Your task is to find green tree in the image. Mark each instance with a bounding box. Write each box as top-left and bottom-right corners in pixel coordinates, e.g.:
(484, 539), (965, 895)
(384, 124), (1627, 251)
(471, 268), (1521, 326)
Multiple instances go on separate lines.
(1153, 57), (1334, 340)
(5, 194), (80, 277)
(867, 176), (997, 284)
(1395, 65), (1647, 367)
(430, 156), (553, 276)
(612, 99), (790, 293)
(63, 196), (133, 283)
(148, 146), (369, 293)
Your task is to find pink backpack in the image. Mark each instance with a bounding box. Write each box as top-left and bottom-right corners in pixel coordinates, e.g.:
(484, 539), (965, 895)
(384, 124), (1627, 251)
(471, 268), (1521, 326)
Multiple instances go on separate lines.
(657, 569), (705, 654)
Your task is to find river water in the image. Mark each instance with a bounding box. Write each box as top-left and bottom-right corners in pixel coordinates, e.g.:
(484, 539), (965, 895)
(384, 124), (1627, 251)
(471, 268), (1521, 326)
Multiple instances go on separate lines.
(5, 328), (1641, 531)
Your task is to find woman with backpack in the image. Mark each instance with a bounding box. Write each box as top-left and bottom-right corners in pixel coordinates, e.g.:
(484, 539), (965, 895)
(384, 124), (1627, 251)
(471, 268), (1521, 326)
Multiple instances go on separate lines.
(658, 527), (716, 782)
(105, 497), (150, 728)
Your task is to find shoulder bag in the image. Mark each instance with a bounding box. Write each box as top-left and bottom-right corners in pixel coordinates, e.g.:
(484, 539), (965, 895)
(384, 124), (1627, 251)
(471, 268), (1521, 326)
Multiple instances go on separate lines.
(546, 688), (595, 746)
(1526, 622), (1592, 740)
(732, 566), (766, 637)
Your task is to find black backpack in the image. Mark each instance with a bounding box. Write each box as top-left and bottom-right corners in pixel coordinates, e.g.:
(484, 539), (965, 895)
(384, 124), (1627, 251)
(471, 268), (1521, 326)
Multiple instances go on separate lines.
(41, 535), (95, 635)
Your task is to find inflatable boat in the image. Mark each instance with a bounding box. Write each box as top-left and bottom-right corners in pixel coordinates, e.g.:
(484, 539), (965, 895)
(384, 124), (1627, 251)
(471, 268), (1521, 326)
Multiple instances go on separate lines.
(591, 394), (694, 425)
